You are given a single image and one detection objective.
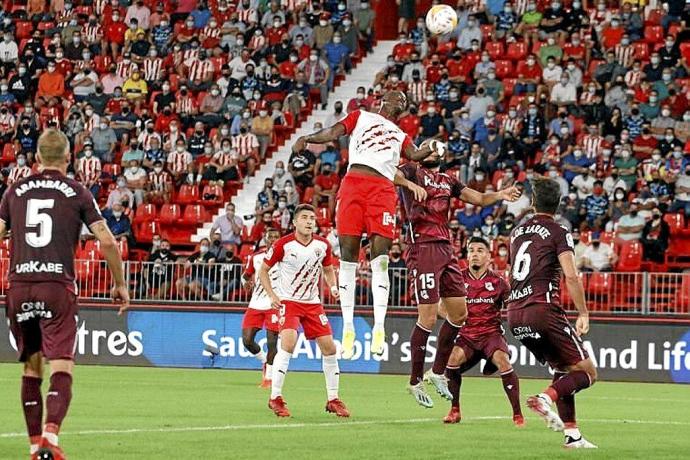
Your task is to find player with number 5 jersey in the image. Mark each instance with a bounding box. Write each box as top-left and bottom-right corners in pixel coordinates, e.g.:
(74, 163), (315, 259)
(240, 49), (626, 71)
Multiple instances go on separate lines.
(0, 129), (129, 460)
(506, 177), (598, 449)
(292, 91), (439, 360)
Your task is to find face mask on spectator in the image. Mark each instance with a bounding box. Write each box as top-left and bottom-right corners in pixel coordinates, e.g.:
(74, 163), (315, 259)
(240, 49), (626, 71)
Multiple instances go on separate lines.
(621, 151), (631, 159)
(200, 245), (209, 254)
(176, 145), (185, 153)
(84, 149), (93, 157)
(278, 201), (287, 209)
(319, 20), (328, 27)
(117, 179), (127, 188)
(551, 138), (559, 146)
(285, 185), (293, 193)
(674, 151), (683, 159)
(548, 170), (558, 178)
(154, 167), (163, 173)
(651, 57), (660, 64)
(652, 153), (662, 161)
(528, 108), (537, 116)
(475, 173), (485, 181)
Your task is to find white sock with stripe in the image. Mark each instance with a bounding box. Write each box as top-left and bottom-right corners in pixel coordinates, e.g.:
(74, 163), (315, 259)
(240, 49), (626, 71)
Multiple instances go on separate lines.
(252, 350), (266, 364)
(322, 354), (340, 401)
(338, 261), (357, 331)
(271, 349), (291, 399)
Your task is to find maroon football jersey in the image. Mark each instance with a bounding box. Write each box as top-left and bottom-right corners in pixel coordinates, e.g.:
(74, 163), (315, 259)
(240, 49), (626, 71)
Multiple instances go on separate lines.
(461, 268), (509, 340)
(0, 170), (103, 290)
(506, 214), (574, 312)
(399, 163), (465, 243)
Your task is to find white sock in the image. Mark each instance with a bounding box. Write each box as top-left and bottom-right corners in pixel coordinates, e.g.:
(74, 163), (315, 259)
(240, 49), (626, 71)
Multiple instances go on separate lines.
(252, 350), (267, 363)
(370, 255), (390, 329)
(42, 431), (58, 446)
(271, 349), (291, 399)
(322, 354), (340, 401)
(564, 427), (582, 439)
(265, 364), (273, 379)
(30, 444), (39, 455)
(338, 260), (357, 330)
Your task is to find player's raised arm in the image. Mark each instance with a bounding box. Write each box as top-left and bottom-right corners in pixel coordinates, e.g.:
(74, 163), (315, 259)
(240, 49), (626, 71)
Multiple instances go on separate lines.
(89, 220), (130, 314)
(394, 169), (428, 201)
(459, 184), (522, 207)
(558, 250), (589, 337)
(259, 261), (282, 309)
(292, 123), (346, 154)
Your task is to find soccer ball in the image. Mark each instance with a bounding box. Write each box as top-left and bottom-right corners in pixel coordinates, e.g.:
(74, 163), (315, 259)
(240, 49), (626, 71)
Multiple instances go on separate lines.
(425, 5), (458, 36)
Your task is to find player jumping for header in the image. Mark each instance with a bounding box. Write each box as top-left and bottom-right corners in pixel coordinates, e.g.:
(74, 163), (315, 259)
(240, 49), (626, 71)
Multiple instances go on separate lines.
(398, 145), (520, 407)
(443, 237), (524, 426)
(292, 90), (436, 359)
(259, 204), (350, 417)
(241, 227), (282, 388)
(0, 129), (129, 460)
(507, 177), (598, 448)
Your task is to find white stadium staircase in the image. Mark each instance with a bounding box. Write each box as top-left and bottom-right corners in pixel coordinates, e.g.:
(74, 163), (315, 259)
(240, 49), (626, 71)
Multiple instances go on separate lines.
(192, 40), (397, 242)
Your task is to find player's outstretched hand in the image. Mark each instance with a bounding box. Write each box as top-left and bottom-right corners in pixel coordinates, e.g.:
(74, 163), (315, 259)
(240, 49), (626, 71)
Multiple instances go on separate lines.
(500, 186), (521, 202)
(429, 140), (448, 158)
(112, 285), (131, 316)
(575, 313), (590, 337)
(292, 136), (307, 153)
(330, 285), (340, 300)
(407, 182), (428, 202)
(270, 294), (283, 310)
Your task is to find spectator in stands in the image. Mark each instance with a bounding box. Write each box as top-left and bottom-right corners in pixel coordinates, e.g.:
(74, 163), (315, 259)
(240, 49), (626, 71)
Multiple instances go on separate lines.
(641, 209), (670, 264)
(176, 238), (218, 301)
(457, 203), (482, 232)
(145, 237), (177, 299)
(106, 177), (135, 210)
(121, 138), (145, 168)
(312, 163), (340, 215)
(123, 159), (147, 207)
(76, 145), (102, 197)
(580, 232), (616, 272)
(324, 32), (352, 90)
(250, 211), (274, 242)
(298, 47), (330, 109)
(256, 177), (279, 216)
(355, 1), (375, 52)
(168, 138), (194, 186)
(251, 107), (274, 159)
(146, 160), (172, 204)
(288, 145), (317, 189)
(104, 203), (133, 244)
(583, 181), (609, 227)
(37, 61), (65, 100)
(616, 204), (646, 241)
(210, 203), (244, 246)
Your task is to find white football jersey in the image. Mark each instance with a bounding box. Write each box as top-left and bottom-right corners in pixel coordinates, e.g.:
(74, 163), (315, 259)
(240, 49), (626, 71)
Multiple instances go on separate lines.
(244, 249), (279, 311)
(264, 233), (334, 304)
(339, 110), (412, 181)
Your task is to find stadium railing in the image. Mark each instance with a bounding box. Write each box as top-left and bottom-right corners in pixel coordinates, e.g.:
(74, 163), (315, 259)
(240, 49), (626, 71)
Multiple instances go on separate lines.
(0, 260), (686, 315)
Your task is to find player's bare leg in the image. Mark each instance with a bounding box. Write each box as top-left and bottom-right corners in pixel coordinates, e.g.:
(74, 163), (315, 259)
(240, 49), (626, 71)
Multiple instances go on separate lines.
(544, 359), (598, 448)
(408, 302), (436, 407)
(263, 330), (279, 388)
(368, 235), (393, 355)
(269, 329), (296, 417)
(337, 235), (361, 359)
(443, 346), (467, 423)
(242, 327), (268, 385)
(490, 350), (524, 427)
(315, 335), (350, 417)
(426, 297), (466, 400)
(22, 353), (44, 458)
(35, 359), (74, 460)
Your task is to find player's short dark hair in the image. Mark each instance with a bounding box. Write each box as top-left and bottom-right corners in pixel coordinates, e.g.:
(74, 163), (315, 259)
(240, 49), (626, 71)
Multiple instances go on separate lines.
(531, 177), (561, 215)
(294, 203), (316, 218)
(467, 236), (490, 250)
(265, 226), (280, 235)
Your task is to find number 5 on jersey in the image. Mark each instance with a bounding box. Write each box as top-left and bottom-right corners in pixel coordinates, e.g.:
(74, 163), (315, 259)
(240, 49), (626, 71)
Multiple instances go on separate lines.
(25, 199), (55, 248)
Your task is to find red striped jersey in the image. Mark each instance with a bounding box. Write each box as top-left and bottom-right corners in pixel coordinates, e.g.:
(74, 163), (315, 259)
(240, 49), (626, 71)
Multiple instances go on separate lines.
(137, 132), (162, 151)
(244, 248), (280, 310)
(263, 233), (334, 304)
(501, 116), (521, 135)
(581, 134), (604, 158)
(148, 170), (172, 191)
(167, 150), (193, 173)
(614, 44), (635, 69)
(143, 57), (163, 81)
(407, 80), (428, 104)
(188, 59), (214, 82)
(82, 24), (102, 44)
(249, 34), (267, 50)
(212, 150), (237, 167)
(625, 69), (643, 88)
(231, 133), (259, 157)
(116, 60), (137, 79)
(7, 166), (32, 185)
(175, 95), (196, 115)
(77, 156), (102, 183)
(238, 7), (258, 23)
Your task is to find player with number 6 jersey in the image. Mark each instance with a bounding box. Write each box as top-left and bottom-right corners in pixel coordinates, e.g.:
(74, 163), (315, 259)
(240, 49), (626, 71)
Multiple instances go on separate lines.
(507, 177), (598, 449)
(398, 145), (521, 408)
(0, 129), (129, 460)
(241, 227), (282, 388)
(292, 90), (438, 361)
(259, 204), (349, 418)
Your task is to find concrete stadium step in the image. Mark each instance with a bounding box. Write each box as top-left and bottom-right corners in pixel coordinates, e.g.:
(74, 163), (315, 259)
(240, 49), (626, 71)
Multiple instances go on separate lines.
(191, 41), (397, 243)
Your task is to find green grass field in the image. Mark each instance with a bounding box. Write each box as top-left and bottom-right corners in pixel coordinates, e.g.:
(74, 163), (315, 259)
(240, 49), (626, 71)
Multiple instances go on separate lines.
(0, 364), (688, 459)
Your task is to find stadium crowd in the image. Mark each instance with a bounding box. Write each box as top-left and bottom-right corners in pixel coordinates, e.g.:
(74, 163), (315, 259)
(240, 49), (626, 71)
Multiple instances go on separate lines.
(1, 0), (690, 302)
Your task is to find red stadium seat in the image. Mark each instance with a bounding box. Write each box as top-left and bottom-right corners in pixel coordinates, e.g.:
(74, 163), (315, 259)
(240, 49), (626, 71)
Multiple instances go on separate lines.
(485, 41), (504, 60)
(681, 43), (690, 63)
(134, 204), (158, 224)
(175, 185), (199, 205)
(239, 243), (254, 262)
(587, 272), (611, 295)
(15, 21), (33, 40)
(494, 60), (514, 79)
(480, 24), (493, 41)
(1, 143), (17, 165)
(632, 42), (649, 60)
(502, 78), (517, 98)
(645, 9), (664, 26)
(664, 213), (685, 235)
(644, 25), (664, 44)
(506, 41), (528, 61)
(159, 204), (181, 225)
(182, 204), (210, 226)
(616, 241), (643, 271)
(315, 207), (332, 228)
(200, 184), (225, 208)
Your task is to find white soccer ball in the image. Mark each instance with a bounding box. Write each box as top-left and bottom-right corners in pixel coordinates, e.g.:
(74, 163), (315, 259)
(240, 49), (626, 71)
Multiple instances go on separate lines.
(425, 5), (458, 36)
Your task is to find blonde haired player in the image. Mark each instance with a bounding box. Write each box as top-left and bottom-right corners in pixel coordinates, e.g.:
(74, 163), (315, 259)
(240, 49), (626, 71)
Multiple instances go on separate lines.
(292, 90), (439, 359)
(259, 204), (350, 417)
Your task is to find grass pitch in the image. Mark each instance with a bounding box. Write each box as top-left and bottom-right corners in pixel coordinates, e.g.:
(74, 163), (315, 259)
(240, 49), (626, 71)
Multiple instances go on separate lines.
(0, 364), (688, 459)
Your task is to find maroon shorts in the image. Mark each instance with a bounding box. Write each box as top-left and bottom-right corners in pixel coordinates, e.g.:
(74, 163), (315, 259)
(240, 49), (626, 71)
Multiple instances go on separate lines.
(336, 171), (398, 240)
(455, 332), (510, 375)
(242, 308), (280, 333)
(7, 282), (79, 362)
(405, 241), (466, 305)
(507, 304), (589, 370)
(279, 300), (332, 340)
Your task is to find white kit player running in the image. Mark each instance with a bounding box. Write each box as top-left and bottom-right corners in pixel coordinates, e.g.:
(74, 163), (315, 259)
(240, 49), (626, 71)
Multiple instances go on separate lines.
(292, 90), (437, 359)
(241, 227), (282, 388)
(259, 204), (350, 417)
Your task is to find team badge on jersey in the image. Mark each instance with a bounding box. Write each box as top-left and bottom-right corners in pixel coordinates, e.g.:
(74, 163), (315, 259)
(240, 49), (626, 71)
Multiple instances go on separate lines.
(485, 282), (494, 291)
